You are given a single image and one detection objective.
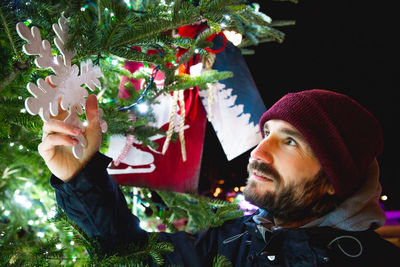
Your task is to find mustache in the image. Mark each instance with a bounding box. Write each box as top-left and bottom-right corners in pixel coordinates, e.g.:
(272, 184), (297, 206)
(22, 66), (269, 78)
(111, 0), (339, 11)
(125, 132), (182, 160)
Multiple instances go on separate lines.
(247, 159), (281, 182)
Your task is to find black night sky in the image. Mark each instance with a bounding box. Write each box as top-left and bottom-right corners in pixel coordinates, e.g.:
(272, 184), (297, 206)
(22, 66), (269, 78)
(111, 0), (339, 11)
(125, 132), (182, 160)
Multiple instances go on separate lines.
(199, 1), (400, 211)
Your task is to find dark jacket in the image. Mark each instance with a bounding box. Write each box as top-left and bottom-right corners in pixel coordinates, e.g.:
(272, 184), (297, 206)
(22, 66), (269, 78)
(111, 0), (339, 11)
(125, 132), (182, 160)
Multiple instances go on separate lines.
(51, 152), (399, 266)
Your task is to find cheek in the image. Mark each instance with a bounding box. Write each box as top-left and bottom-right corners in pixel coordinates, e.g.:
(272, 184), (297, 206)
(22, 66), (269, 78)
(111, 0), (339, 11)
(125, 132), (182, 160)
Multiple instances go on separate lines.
(277, 153), (321, 183)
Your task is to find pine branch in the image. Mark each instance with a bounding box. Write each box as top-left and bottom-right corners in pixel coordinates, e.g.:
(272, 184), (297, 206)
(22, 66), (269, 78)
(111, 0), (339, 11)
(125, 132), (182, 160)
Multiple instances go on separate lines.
(213, 254), (233, 267)
(0, 7), (21, 62)
(100, 0), (132, 50)
(109, 47), (165, 65)
(167, 70), (233, 91)
(270, 19), (296, 27)
(51, 206), (102, 257)
(51, 206), (174, 266)
(97, 0), (102, 25)
(155, 190), (243, 232)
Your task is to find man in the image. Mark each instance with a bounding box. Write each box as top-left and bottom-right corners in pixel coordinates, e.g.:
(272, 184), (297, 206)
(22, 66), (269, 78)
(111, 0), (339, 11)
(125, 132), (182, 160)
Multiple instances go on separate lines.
(39, 89), (399, 266)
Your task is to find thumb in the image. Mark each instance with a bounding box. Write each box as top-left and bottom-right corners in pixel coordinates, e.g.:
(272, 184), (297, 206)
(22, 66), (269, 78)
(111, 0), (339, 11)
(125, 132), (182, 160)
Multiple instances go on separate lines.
(85, 94), (99, 126)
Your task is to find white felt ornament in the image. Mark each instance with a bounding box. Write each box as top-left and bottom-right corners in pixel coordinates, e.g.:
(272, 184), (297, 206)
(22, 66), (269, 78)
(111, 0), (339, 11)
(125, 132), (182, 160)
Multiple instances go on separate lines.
(16, 15), (107, 159)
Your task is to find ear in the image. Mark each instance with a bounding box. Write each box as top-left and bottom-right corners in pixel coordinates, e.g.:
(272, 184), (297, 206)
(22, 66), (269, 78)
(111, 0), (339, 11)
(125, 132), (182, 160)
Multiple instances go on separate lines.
(326, 184), (335, 195)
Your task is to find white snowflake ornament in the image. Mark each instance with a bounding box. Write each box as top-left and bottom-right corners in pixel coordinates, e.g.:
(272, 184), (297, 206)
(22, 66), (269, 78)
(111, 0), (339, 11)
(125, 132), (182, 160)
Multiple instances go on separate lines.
(16, 15), (107, 159)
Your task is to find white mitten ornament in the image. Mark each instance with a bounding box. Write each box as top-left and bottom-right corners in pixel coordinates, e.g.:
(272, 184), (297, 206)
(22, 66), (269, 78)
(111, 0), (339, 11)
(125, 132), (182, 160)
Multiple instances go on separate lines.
(16, 15), (107, 159)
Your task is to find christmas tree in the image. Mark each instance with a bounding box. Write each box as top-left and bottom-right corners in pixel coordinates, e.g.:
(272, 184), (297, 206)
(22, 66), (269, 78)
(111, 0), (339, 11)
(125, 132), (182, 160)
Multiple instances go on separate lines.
(0, 0), (295, 265)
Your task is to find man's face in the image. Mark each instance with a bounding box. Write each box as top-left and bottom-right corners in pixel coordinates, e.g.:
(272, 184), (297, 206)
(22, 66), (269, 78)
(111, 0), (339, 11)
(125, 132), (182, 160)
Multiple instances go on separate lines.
(244, 119), (334, 222)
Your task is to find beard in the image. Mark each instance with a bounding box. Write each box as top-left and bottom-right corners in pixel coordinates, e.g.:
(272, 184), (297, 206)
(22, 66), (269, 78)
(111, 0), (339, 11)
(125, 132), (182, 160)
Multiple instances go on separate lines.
(243, 160), (339, 224)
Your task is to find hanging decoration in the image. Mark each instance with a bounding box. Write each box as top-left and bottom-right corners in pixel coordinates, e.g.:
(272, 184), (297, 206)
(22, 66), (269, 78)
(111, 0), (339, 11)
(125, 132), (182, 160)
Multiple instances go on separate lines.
(198, 37), (266, 161)
(162, 89), (187, 162)
(16, 15), (107, 159)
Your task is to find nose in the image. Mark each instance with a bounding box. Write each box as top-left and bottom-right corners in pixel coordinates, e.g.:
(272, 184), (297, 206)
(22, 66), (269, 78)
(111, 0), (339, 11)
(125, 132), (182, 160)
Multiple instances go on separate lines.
(250, 136), (274, 164)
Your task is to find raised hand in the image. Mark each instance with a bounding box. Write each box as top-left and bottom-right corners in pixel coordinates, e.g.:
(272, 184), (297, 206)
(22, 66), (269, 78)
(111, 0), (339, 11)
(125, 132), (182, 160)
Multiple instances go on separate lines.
(38, 94), (102, 182)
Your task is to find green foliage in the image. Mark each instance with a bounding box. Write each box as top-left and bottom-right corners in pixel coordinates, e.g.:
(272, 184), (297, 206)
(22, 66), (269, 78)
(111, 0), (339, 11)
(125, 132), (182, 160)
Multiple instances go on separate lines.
(53, 208), (175, 266)
(50, 207), (103, 258)
(0, 206), (174, 266)
(213, 254), (233, 267)
(0, 234), (64, 266)
(139, 189), (244, 233)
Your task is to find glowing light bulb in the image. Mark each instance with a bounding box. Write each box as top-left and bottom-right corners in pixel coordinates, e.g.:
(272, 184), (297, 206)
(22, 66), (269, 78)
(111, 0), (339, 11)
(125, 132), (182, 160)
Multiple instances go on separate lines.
(41, 216), (48, 223)
(223, 30), (243, 46)
(48, 207), (57, 219)
(15, 195), (32, 209)
(137, 103), (149, 113)
(213, 187), (222, 197)
(50, 222), (58, 231)
(35, 208), (44, 217)
(124, 0), (130, 5)
(252, 3), (260, 12)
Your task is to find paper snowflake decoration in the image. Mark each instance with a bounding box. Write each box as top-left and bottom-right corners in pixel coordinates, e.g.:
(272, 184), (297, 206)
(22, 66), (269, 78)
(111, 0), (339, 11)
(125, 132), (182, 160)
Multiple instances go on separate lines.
(16, 15), (107, 159)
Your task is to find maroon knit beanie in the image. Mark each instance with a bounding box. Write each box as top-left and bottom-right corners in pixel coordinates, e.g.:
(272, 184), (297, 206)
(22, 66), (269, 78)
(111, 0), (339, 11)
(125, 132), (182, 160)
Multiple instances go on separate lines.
(259, 89), (383, 199)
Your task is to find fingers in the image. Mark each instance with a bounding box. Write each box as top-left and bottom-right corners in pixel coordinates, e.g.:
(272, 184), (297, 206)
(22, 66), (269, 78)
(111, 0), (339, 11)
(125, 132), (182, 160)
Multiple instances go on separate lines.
(38, 95), (101, 162)
(38, 133), (78, 162)
(40, 119), (82, 158)
(85, 94), (99, 127)
(43, 119), (82, 138)
(39, 134), (78, 151)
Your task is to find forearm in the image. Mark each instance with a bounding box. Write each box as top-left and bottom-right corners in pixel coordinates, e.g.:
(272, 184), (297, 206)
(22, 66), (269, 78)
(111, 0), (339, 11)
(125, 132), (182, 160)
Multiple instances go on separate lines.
(50, 151), (148, 256)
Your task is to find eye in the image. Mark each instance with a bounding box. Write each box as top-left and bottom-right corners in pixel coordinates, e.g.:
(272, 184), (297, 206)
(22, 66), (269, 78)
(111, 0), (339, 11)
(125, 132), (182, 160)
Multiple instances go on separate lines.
(264, 130), (270, 137)
(286, 138), (297, 146)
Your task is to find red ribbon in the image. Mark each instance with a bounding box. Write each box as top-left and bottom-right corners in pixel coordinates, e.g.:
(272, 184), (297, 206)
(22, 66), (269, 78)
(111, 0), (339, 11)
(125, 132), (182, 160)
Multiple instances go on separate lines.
(204, 31), (227, 54)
